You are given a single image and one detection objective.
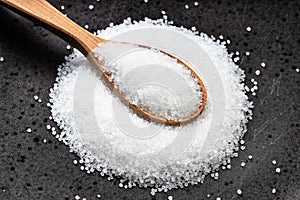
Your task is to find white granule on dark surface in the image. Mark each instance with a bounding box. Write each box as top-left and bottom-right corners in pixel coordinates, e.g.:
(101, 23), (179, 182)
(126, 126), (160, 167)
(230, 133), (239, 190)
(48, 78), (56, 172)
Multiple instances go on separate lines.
(48, 18), (253, 194)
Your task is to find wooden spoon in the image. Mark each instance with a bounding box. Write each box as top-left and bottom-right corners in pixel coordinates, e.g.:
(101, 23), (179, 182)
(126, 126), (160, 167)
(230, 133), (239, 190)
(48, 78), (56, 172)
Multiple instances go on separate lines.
(0, 0), (207, 126)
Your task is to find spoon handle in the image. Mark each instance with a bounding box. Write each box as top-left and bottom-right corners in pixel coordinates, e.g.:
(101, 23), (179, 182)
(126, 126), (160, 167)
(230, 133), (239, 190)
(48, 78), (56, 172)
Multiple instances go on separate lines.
(0, 0), (104, 55)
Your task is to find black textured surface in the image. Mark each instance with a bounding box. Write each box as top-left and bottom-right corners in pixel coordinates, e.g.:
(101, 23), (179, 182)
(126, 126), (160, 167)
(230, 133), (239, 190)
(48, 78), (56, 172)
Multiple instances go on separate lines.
(0, 0), (299, 199)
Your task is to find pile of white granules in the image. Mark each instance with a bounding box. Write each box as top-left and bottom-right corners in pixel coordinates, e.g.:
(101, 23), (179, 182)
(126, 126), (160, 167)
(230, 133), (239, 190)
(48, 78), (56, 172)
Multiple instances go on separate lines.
(48, 18), (253, 195)
(93, 42), (203, 121)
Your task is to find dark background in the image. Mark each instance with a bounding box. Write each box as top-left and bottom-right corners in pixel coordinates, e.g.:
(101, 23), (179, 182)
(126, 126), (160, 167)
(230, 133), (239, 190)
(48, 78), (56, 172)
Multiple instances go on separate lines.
(0, 0), (299, 199)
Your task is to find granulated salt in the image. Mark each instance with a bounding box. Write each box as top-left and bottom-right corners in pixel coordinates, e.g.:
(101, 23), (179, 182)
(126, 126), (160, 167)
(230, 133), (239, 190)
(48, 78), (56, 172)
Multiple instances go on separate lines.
(241, 162), (246, 167)
(75, 195), (80, 200)
(92, 42), (202, 121)
(237, 189), (242, 195)
(88, 5), (94, 10)
(255, 70), (261, 76)
(49, 18), (253, 194)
